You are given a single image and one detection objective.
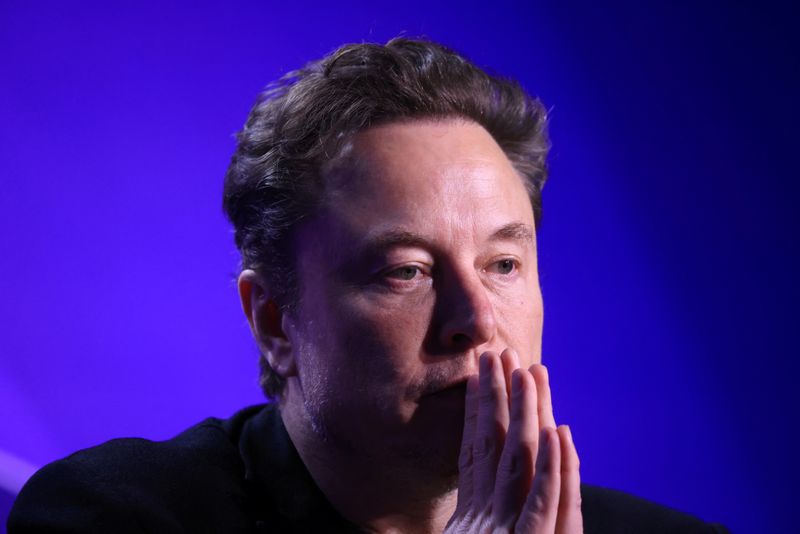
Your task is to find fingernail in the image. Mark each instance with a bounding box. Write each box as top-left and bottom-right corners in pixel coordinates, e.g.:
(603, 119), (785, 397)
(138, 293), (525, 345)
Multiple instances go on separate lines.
(509, 347), (520, 365)
(564, 425), (574, 445)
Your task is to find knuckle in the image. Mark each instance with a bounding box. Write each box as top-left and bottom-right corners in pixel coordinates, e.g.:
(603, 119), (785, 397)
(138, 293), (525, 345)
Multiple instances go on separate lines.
(497, 450), (524, 478)
(473, 435), (497, 461)
(536, 457), (553, 474)
(458, 447), (473, 470)
(561, 458), (579, 473)
(528, 490), (547, 515)
(479, 386), (498, 403)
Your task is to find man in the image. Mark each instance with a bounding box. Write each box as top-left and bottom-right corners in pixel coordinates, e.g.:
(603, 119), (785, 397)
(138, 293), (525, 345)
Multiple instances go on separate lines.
(9, 38), (728, 533)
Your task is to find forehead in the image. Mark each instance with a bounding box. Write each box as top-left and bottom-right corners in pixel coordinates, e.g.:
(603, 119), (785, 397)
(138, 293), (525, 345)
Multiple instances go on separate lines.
(322, 119), (534, 238)
(348, 118), (510, 175)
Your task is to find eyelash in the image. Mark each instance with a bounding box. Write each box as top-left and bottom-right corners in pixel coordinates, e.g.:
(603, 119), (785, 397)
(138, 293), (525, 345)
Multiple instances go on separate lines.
(485, 258), (519, 276)
(382, 258), (520, 285)
(384, 265), (428, 282)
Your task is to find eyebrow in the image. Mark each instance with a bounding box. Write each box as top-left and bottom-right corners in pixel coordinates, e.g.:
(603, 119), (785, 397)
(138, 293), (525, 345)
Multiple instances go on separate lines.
(364, 222), (535, 253)
(367, 230), (432, 252)
(489, 222), (535, 244)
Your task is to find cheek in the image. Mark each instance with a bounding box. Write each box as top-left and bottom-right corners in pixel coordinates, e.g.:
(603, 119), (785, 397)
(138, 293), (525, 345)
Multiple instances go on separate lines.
(494, 286), (543, 367)
(529, 296), (544, 364)
(327, 293), (434, 392)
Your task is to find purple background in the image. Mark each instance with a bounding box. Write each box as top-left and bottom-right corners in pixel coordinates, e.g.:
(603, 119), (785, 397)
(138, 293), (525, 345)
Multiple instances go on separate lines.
(2, 2), (798, 532)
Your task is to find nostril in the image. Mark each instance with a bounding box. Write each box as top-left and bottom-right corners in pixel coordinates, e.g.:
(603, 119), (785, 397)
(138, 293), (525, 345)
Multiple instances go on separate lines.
(450, 332), (472, 349)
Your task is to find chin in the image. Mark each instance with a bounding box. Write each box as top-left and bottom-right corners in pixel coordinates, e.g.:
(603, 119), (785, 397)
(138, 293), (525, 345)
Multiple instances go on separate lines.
(391, 435), (461, 492)
(390, 409), (464, 485)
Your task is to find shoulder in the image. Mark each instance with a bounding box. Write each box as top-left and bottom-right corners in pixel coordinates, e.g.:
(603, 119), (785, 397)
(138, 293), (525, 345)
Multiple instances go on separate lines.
(581, 483), (730, 534)
(8, 405), (267, 533)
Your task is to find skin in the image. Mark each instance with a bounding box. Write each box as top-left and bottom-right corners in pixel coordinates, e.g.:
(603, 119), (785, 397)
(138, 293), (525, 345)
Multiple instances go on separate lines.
(239, 118), (582, 533)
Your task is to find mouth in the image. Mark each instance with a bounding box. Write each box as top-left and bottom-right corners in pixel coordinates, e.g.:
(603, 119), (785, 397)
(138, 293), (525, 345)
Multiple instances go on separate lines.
(420, 379), (469, 400)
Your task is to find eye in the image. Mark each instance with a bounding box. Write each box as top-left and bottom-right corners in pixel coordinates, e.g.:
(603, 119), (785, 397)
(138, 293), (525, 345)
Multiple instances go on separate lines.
(385, 265), (423, 281)
(487, 258), (519, 275)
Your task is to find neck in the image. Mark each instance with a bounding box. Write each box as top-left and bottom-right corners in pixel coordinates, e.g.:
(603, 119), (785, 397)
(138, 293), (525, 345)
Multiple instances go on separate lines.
(279, 399), (458, 534)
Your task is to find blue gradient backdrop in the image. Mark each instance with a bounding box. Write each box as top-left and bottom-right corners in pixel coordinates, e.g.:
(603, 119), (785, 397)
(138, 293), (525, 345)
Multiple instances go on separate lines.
(2, 2), (797, 532)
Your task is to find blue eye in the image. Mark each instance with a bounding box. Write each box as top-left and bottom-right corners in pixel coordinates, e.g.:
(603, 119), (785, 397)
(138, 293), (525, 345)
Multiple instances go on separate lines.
(498, 259), (515, 274)
(490, 259), (517, 275)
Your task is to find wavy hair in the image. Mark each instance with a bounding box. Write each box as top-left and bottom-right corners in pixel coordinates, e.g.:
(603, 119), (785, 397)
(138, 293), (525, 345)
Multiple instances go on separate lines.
(223, 37), (550, 399)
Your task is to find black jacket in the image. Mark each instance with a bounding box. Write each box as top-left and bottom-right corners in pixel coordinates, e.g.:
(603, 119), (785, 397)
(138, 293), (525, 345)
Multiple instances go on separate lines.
(8, 404), (729, 533)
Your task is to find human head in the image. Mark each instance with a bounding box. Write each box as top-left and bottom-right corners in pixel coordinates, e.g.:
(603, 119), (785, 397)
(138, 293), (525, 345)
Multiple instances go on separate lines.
(223, 37), (549, 399)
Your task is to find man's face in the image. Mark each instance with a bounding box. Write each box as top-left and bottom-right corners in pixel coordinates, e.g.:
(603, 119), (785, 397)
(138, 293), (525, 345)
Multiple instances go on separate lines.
(282, 119), (543, 477)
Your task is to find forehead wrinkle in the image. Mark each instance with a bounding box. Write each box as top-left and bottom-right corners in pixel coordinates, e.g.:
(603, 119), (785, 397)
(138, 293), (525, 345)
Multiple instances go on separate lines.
(319, 120), (535, 259)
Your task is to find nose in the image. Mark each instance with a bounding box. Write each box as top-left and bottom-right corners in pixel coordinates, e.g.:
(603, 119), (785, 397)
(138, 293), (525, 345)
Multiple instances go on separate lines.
(436, 271), (497, 351)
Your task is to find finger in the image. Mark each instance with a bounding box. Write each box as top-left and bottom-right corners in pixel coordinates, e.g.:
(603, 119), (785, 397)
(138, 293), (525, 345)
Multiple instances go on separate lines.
(516, 427), (562, 533)
(555, 425), (583, 534)
(500, 347), (521, 399)
(472, 351), (510, 510)
(492, 368), (537, 529)
(530, 364), (557, 429)
(455, 375), (479, 516)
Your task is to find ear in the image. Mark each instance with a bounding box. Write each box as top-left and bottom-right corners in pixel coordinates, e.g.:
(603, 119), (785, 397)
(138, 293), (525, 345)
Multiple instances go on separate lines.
(237, 269), (297, 379)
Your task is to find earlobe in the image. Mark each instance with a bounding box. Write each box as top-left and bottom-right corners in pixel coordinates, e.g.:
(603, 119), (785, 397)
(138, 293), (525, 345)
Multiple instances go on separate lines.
(237, 269), (297, 379)
(263, 333), (296, 379)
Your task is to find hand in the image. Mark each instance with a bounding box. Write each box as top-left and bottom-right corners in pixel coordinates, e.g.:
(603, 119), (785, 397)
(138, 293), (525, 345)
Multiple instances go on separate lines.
(445, 349), (583, 533)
